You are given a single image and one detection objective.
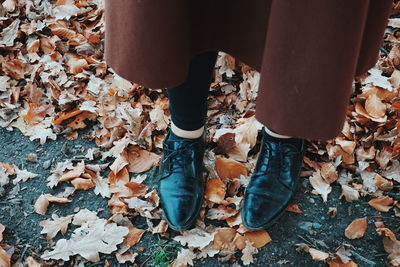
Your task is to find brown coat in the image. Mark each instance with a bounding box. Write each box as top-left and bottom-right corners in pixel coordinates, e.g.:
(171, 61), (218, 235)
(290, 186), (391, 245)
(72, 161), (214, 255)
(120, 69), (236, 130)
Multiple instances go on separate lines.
(104, 0), (393, 140)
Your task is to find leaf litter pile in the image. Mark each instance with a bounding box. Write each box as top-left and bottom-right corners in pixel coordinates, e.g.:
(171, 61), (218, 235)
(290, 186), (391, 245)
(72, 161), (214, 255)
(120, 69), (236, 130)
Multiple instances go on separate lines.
(0, 0), (400, 266)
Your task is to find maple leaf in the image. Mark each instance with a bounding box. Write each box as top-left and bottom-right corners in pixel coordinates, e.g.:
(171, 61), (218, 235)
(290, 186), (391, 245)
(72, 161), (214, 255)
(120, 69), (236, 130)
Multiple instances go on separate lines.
(41, 218), (129, 262)
(241, 240), (258, 265)
(39, 214), (73, 240)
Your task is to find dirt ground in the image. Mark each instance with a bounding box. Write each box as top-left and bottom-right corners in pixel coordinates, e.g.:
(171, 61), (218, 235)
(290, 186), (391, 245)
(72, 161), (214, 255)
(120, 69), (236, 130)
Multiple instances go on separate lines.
(0, 124), (396, 267)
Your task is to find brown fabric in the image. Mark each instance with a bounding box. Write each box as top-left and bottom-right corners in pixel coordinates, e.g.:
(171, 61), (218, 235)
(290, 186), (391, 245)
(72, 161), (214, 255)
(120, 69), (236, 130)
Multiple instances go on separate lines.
(104, 0), (393, 141)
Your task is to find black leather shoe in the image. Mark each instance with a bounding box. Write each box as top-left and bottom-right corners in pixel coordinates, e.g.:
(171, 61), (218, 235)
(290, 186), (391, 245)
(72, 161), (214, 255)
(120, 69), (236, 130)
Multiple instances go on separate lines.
(157, 128), (206, 231)
(241, 127), (305, 230)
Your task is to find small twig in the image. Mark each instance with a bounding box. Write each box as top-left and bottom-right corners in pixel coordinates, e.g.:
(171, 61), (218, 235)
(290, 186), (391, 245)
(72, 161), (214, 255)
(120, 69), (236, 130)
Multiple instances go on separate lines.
(139, 255), (152, 267)
(297, 235), (316, 247)
(350, 250), (376, 266)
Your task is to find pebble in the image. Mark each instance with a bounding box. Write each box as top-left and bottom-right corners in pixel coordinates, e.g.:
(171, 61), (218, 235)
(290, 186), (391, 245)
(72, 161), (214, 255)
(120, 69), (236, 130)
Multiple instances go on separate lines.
(312, 223), (322, 229)
(26, 153), (38, 163)
(43, 160), (52, 169)
(308, 198), (315, 204)
(298, 221), (313, 231)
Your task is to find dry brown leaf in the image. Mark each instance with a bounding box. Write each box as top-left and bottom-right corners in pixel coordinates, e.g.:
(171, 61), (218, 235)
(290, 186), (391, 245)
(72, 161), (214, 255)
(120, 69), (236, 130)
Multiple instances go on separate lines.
(308, 247), (329, 261)
(368, 196), (394, 212)
(320, 162), (338, 184)
(71, 177), (95, 190)
(0, 247), (10, 267)
(309, 170), (332, 202)
(215, 156), (248, 180)
(0, 224), (5, 242)
(212, 227), (237, 251)
(340, 184), (359, 203)
(344, 217), (367, 239)
(26, 256), (41, 267)
(59, 161), (85, 182)
(327, 259), (358, 267)
(206, 205), (238, 220)
(365, 94), (386, 118)
(40, 214), (73, 240)
(286, 203), (302, 213)
(241, 240), (257, 265)
(204, 178), (227, 204)
(375, 173), (393, 191)
(124, 225), (145, 247)
(376, 227), (400, 266)
(233, 230), (272, 250)
(34, 194), (72, 215)
(126, 146), (160, 173)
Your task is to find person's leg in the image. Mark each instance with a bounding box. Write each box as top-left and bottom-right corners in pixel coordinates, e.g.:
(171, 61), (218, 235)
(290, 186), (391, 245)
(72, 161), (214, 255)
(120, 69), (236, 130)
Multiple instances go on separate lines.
(167, 50), (219, 139)
(158, 50), (218, 231)
(243, 0), (371, 231)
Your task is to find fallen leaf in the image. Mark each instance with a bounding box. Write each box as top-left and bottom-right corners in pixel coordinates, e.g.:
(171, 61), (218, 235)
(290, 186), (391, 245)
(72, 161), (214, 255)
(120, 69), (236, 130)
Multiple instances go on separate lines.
(344, 217), (368, 239)
(368, 196), (394, 212)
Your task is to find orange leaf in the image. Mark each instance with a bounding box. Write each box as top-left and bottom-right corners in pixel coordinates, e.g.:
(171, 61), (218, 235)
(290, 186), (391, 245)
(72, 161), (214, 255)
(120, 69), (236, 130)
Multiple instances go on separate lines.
(345, 217), (367, 239)
(124, 182), (148, 198)
(368, 196), (394, 212)
(375, 173), (393, 191)
(327, 259), (358, 267)
(205, 178), (226, 204)
(286, 203), (302, 213)
(71, 177), (95, 190)
(124, 226), (145, 247)
(215, 156), (248, 180)
(53, 110), (84, 125)
(0, 247), (10, 267)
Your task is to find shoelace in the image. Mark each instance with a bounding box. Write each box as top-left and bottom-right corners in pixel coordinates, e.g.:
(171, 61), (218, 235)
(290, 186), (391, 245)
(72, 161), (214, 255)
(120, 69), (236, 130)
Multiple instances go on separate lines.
(253, 142), (300, 180)
(162, 142), (199, 173)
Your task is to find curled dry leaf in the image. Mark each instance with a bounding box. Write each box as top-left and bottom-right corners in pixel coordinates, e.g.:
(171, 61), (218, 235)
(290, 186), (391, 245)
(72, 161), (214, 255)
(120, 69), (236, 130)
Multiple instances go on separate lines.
(344, 217), (367, 239)
(374, 173), (393, 191)
(368, 196), (394, 212)
(71, 177), (95, 190)
(376, 227), (400, 266)
(34, 194), (72, 215)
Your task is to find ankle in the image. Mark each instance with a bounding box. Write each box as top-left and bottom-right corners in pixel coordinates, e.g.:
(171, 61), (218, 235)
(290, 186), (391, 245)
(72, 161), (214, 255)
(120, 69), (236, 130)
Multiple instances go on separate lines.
(263, 125), (292, 139)
(170, 122), (204, 139)
(262, 126), (303, 148)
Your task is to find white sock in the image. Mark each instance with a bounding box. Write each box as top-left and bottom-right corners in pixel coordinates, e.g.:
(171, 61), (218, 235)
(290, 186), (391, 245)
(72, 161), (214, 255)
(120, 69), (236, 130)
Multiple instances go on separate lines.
(263, 125), (293, 139)
(171, 121), (204, 139)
